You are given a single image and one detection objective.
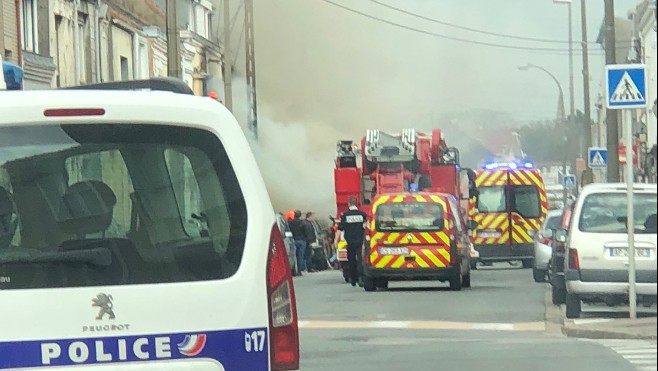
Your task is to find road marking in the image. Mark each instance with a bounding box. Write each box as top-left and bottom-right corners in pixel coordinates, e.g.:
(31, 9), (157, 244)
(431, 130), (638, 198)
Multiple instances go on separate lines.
(584, 339), (657, 371)
(298, 320), (545, 331)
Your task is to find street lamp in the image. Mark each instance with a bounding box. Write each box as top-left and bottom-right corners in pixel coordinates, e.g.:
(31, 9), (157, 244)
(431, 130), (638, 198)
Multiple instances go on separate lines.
(518, 63), (569, 206)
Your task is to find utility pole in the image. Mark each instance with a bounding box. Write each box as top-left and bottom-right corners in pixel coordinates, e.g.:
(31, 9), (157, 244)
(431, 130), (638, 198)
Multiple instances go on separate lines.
(605, 0), (620, 182)
(245, 0), (258, 139)
(580, 0), (592, 156)
(223, 0), (233, 111)
(166, 0), (182, 78)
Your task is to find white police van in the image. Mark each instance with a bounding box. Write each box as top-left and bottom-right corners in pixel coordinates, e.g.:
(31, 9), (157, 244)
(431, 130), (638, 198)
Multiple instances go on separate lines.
(0, 78), (299, 370)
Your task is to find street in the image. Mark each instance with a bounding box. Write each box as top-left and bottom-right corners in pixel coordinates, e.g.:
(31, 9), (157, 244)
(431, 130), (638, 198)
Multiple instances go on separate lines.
(295, 265), (652, 371)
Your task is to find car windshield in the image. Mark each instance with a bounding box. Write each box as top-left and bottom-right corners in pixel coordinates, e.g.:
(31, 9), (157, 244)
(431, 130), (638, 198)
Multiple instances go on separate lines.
(578, 192), (657, 234)
(375, 202), (444, 231)
(0, 124), (247, 290)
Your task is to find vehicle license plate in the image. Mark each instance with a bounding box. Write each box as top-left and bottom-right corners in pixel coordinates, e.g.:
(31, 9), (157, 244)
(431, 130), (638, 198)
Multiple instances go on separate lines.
(610, 248), (651, 258)
(478, 230), (501, 238)
(379, 247), (410, 255)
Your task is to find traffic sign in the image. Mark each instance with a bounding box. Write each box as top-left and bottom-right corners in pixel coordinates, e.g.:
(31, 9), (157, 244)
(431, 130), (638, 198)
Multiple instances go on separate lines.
(588, 147), (607, 169)
(563, 175), (576, 189)
(606, 64), (648, 109)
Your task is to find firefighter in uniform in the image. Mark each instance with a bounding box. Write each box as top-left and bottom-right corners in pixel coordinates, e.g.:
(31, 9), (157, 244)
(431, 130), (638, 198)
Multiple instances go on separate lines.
(338, 197), (368, 286)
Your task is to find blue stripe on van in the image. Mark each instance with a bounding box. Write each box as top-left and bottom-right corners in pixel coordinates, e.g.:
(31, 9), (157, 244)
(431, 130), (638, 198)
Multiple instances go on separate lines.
(0, 328), (268, 369)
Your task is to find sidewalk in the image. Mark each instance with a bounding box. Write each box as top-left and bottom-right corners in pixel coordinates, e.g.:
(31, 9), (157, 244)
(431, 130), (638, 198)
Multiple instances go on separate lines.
(562, 316), (657, 340)
(544, 286), (657, 340)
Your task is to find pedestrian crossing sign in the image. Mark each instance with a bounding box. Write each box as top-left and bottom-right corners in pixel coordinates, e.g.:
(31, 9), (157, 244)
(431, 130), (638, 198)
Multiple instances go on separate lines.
(606, 64), (648, 109)
(588, 147), (607, 169)
(563, 175), (576, 189)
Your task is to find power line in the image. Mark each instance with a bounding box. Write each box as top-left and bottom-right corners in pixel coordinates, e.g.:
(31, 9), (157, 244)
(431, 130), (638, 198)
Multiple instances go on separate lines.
(369, 0), (571, 44)
(320, 0), (622, 54)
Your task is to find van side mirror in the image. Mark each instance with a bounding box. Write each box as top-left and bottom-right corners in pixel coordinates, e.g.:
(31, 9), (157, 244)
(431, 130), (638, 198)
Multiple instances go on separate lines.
(467, 220), (478, 230)
(542, 229), (554, 238)
(554, 229), (568, 243)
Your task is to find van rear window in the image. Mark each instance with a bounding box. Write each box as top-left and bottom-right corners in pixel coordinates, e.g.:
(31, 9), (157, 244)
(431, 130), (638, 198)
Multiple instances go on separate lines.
(579, 192), (657, 234)
(0, 124), (247, 290)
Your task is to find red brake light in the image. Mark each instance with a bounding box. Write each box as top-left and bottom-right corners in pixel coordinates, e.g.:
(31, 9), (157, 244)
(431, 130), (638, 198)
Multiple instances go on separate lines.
(267, 224), (299, 371)
(568, 248), (580, 270)
(43, 108), (106, 117)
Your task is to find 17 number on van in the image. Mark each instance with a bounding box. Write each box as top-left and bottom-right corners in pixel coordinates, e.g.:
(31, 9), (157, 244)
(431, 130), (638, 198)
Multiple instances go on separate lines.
(244, 330), (266, 352)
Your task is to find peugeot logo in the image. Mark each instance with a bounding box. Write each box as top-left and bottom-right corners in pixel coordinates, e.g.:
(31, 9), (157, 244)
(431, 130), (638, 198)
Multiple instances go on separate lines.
(92, 293), (115, 320)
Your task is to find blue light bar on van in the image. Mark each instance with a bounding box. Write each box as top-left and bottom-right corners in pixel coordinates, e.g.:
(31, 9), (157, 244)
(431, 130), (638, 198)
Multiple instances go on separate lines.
(483, 161), (534, 170)
(2, 61), (23, 90)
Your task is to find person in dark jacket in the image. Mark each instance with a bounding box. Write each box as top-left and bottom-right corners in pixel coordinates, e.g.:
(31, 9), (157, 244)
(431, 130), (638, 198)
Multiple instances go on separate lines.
(304, 212), (318, 273)
(338, 197), (368, 286)
(288, 210), (307, 275)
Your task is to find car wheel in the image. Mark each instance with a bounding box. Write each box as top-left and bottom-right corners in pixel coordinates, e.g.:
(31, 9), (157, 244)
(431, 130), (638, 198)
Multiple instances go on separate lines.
(552, 285), (566, 305)
(565, 293), (582, 319)
(363, 276), (376, 292)
(449, 271), (462, 291)
(376, 279), (388, 289)
(533, 268), (547, 283)
(462, 273), (471, 288)
(522, 259), (533, 269)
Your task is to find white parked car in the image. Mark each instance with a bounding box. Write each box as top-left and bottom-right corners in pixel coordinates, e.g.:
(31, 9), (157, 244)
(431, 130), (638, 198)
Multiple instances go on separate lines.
(562, 183), (657, 318)
(532, 209), (564, 283)
(0, 78), (299, 370)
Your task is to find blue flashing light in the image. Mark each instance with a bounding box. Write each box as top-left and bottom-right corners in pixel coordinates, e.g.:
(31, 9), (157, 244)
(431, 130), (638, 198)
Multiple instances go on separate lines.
(2, 61), (24, 91)
(483, 161), (534, 170)
(409, 183), (419, 192)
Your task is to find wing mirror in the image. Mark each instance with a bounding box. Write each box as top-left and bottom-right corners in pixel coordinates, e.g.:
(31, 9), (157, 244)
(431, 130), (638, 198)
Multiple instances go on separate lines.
(554, 229), (568, 243)
(467, 220), (478, 230)
(542, 229), (554, 238)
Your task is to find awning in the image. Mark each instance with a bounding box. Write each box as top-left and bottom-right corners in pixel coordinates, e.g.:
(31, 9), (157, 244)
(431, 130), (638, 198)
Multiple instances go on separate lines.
(2, 61), (24, 90)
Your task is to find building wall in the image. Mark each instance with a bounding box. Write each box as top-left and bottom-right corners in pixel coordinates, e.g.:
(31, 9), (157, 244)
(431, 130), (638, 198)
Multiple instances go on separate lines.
(2, 0), (19, 63)
(110, 25), (133, 81)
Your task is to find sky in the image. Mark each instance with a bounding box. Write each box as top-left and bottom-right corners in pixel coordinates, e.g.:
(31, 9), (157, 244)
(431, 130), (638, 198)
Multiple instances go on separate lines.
(225, 0), (644, 216)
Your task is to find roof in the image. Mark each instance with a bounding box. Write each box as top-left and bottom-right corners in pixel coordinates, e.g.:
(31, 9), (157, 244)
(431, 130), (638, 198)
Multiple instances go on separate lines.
(374, 192), (453, 201)
(581, 183), (657, 192)
(476, 128), (524, 160)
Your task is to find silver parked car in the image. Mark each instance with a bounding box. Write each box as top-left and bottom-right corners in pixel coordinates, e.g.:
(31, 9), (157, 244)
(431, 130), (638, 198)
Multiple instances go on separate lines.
(533, 209), (564, 283)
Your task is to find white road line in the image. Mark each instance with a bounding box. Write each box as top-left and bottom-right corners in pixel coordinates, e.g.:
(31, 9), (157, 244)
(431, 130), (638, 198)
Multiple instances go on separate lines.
(298, 320), (544, 331)
(586, 339), (657, 371)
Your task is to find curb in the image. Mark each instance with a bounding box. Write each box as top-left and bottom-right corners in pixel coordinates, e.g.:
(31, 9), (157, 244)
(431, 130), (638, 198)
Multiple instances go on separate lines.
(544, 285), (564, 335)
(562, 324), (658, 340)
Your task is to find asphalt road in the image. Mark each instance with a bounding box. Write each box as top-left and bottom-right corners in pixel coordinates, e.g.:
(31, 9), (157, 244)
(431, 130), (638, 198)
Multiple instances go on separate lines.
(293, 264), (639, 371)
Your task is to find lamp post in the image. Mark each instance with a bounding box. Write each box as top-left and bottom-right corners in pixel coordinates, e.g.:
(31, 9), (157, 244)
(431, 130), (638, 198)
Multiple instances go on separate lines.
(519, 64), (569, 206)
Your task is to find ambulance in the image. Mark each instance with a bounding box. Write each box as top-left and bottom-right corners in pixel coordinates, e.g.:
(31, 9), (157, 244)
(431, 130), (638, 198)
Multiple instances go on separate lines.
(469, 161), (548, 268)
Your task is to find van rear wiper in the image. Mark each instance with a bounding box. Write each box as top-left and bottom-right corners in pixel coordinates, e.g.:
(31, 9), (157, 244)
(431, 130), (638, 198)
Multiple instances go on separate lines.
(0, 248), (112, 267)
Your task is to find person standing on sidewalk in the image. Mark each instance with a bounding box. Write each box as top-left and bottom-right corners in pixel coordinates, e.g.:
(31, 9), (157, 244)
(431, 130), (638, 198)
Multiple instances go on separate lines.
(338, 197), (367, 286)
(288, 210), (307, 275)
(304, 212), (318, 273)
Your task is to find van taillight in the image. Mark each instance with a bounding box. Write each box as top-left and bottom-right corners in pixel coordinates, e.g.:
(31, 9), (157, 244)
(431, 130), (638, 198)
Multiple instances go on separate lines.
(267, 224), (299, 371)
(568, 248), (580, 270)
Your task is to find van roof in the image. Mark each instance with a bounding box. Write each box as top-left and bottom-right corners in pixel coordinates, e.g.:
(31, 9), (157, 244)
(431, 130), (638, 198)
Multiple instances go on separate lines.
(581, 183), (657, 192)
(0, 89), (230, 129)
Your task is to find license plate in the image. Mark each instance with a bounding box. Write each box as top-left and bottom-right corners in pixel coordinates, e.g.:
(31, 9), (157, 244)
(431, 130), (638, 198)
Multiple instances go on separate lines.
(478, 230), (501, 238)
(379, 247), (410, 255)
(609, 248), (651, 258)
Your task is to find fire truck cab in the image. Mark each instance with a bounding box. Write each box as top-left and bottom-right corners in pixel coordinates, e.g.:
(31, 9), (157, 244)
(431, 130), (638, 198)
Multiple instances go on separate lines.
(362, 192), (474, 291)
(469, 161), (548, 268)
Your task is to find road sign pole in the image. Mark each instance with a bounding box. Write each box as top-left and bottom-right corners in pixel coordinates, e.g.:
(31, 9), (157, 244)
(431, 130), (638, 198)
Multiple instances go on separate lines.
(625, 110), (636, 320)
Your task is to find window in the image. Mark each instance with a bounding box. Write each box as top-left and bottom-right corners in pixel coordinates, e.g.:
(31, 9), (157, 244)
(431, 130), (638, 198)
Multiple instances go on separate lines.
(477, 186), (506, 213)
(510, 185), (541, 218)
(375, 203), (444, 231)
(120, 57), (129, 81)
(579, 193), (657, 234)
(20, 0), (38, 53)
(0, 124), (247, 290)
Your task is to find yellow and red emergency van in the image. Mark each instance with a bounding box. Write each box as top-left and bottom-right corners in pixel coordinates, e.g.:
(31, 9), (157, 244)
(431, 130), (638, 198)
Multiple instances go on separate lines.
(361, 192), (474, 291)
(469, 161), (548, 268)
